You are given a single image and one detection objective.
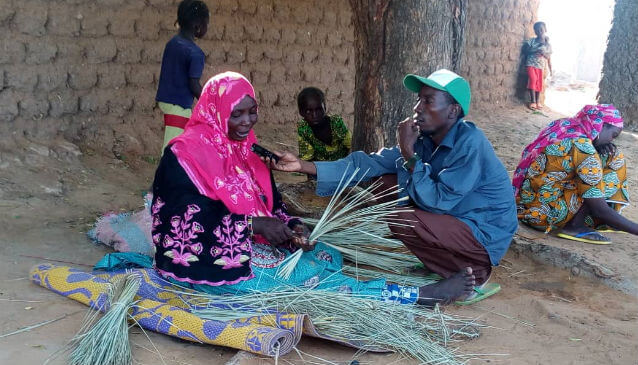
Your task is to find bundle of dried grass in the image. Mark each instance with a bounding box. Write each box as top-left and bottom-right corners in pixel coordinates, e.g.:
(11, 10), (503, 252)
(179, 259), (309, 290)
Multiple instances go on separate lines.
(304, 219), (421, 274)
(277, 168), (415, 279)
(68, 274), (141, 365)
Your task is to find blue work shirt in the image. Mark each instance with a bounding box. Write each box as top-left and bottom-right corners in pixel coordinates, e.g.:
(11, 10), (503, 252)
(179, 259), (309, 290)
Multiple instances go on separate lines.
(314, 120), (517, 265)
(156, 35), (205, 110)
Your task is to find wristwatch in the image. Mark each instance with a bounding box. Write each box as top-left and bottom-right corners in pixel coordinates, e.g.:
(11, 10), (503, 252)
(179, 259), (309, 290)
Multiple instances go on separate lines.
(402, 153), (420, 170)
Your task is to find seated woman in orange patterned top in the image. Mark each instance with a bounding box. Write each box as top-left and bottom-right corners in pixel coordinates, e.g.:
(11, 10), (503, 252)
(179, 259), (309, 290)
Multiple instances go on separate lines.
(513, 104), (638, 244)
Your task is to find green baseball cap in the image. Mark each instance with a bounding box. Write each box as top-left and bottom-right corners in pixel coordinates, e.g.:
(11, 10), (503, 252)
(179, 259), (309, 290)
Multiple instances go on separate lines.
(403, 69), (471, 117)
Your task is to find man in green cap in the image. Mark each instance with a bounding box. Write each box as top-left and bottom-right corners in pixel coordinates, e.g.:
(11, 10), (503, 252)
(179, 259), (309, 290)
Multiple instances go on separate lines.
(268, 69), (517, 306)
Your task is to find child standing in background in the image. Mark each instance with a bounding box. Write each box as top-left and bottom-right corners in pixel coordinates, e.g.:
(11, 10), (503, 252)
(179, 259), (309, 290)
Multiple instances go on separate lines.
(525, 21), (552, 110)
(156, 0), (210, 153)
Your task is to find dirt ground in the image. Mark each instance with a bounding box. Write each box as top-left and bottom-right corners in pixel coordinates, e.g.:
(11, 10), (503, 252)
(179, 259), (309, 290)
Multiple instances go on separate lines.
(1, 105), (637, 364)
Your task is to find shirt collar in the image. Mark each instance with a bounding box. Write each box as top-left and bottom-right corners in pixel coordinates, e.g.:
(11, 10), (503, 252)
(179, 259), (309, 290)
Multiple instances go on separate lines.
(423, 119), (462, 149)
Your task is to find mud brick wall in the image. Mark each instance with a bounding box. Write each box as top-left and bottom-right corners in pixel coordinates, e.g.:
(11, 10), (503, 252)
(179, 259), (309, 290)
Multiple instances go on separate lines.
(0, 0), (354, 157)
(460, 0), (539, 107)
(598, 0), (638, 129)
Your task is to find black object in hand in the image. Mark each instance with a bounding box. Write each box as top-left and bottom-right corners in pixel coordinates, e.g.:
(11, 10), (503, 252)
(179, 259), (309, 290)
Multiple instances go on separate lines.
(251, 143), (280, 163)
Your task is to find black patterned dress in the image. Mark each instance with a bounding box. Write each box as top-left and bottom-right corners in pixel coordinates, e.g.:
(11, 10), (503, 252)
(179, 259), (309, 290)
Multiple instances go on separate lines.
(151, 148), (300, 287)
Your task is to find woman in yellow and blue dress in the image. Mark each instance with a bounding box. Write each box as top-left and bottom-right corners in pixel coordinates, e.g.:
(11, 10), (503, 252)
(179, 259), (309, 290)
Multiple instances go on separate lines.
(513, 104), (638, 244)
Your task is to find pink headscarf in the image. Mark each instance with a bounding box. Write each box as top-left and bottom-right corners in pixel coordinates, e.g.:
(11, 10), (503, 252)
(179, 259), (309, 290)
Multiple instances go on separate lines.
(169, 72), (274, 217)
(512, 104), (623, 196)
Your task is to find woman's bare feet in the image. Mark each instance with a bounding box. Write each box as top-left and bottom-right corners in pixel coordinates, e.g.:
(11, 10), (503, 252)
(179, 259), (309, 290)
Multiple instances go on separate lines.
(417, 267), (475, 306)
(528, 103), (538, 110)
(561, 212), (611, 243)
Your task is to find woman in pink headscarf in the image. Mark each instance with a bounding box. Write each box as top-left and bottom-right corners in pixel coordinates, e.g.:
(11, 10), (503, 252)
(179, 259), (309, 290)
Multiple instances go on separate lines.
(514, 104), (638, 244)
(151, 71), (316, 287)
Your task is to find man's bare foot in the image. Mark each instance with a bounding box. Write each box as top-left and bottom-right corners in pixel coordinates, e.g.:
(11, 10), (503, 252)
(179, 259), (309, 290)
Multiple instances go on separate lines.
(417, 267), (475, 306)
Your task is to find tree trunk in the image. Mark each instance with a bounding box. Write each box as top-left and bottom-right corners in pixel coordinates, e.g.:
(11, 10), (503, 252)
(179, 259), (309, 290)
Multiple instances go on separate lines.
(349, 0), (466, 152)
(598, 0), (638, 130)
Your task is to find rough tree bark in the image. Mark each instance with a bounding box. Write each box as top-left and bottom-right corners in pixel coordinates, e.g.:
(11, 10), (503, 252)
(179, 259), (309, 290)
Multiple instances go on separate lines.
(349, 0), (466, 152)
(598, 0), (638, 130)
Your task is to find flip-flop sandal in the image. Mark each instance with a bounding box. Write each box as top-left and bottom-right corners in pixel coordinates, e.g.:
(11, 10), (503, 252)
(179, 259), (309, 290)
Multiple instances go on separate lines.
(596, 229), (628, 234)
(596, 225), (628, 234)
(455, 283), (501, 306)
(556, 231), (612, 245)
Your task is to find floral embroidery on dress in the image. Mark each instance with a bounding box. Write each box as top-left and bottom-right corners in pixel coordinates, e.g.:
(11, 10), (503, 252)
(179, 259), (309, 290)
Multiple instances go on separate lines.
(151, 197), (165, 246)
(161, 204), (205, 267)
(211, 215), (251, 269)
(213, 166), (260, 206)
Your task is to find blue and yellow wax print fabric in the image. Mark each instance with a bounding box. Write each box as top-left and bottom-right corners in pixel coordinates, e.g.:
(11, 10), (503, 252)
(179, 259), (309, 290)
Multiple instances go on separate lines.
(29, 242), (418, 358)
(517, 137), (629, 231)
(30, 264), (301, 356)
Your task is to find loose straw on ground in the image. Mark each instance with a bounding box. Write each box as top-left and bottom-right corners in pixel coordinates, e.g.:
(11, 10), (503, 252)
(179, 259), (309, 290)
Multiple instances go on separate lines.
(171, 275), (483, 365)
(0, 310), (83, 338)
(0, 298), (44, 303)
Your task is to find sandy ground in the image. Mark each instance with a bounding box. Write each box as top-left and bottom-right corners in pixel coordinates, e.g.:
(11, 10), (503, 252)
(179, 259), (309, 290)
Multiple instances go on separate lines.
(1, 105), (637, 364)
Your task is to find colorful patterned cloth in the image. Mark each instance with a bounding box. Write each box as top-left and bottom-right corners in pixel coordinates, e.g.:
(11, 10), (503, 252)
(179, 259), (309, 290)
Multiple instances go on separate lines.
(513, 104), (623, 195)
(381, 284), (420, 305)
(297, 115), (351, 161)
(516, 138), (629, 231)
